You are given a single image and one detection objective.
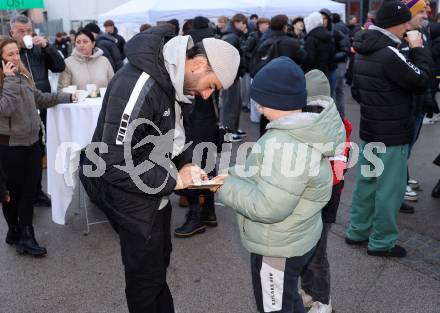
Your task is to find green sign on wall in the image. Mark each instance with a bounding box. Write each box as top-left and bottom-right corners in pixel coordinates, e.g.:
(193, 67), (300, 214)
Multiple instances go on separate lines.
(0, 0), (44, 10)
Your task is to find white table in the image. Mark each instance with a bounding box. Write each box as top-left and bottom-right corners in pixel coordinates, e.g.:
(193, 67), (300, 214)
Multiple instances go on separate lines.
(47, 98), (103, 225)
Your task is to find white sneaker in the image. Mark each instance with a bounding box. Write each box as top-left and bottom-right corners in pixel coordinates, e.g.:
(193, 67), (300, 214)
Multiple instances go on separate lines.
(404, 185), (418, 202)
(308, 300), (333, 313)
(299, 289), (313, 308)
(408, 179), (420, 190)
(431, 113), (440, 122)
(423, 117), (435, 125)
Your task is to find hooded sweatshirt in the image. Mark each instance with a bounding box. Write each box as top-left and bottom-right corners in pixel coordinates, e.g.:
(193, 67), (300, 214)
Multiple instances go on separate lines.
(58, 47), (114, 92)
(218, 96), (346, 257)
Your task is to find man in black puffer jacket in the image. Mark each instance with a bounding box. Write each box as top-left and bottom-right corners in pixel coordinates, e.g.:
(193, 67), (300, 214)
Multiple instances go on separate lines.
(79, 27), (240, 313)
(10, 15), (66, 207)
(104, 20), (126, 58)
(346, 1), (431, 258)
(303, 12), (334, 76)
(84, 23), (124, 72)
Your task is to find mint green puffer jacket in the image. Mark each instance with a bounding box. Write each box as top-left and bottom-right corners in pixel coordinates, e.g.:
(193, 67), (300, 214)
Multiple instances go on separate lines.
(218, 96), (346, 257)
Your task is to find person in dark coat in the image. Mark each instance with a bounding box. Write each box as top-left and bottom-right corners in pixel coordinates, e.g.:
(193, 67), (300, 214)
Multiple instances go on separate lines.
(79, 27), (240, 312)
(54, 32), (69, 58)
(83, 22), (124, 72)
(104, 19), (126, 59)
(221, 14), (248, 142)
(174, 16), (220, 237)
(346, 1), (431, 258)
(303, 12), (334, 76)
(10, 14), (66, 208)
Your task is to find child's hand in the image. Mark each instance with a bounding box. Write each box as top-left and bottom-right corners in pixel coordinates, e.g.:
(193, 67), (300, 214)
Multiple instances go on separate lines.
(209, 174), (228, 193)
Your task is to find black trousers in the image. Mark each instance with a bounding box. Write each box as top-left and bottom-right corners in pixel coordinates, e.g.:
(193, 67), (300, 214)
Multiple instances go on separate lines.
(301, 223), (332, 305)
(117, 203), (174, 313)
(0, 142), (41, 227)
(36, 109), (46, 196)
(251, 248), (316, 313)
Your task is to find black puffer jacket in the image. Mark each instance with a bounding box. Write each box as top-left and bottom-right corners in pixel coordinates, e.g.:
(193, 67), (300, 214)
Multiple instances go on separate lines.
(96, 34), (124, 72)
(20, 44), (65, 92)
(109, 27), (126, 58)
(352, 29), (431, 146)
(267, 30), (307, 65)
(80, 27), (193, 238)
(222, 24), (246, 77)
(302, 26), (334, 75)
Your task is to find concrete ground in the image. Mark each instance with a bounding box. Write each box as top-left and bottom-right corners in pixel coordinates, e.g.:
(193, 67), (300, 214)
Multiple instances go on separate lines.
(0, 91), (439, 313)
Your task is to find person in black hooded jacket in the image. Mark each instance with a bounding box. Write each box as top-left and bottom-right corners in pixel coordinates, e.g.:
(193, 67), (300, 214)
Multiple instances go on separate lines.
(346, 1), (431, 258)
(174, 16), (220, 238)
(84, 23), (124, 72)
(79, 27), (240, 313)
(303, 12), (334, 76)
(104, 20), (126, 59)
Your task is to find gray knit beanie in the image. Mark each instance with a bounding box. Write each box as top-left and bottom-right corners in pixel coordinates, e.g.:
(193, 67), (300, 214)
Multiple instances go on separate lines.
(202, 38), (240, 89)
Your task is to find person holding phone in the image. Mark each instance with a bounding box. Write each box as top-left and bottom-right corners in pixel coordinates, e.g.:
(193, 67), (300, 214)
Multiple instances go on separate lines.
(0, 38), (73, 257)
(9, 14), (66, 208)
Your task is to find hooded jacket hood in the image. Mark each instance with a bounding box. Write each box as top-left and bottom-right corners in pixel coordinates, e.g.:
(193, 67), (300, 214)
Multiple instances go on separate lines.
(353, 26), (400, 55)
(71, 47), (104, 63)
(162, 35), (194, 104)
(223, 23), (243, 36)
(267, 96), (346, 157)
(305, 12), (324, 34)
(305, 69), (331, 98)
(97, 33), (117, 44)
(124, 27), (175, 96)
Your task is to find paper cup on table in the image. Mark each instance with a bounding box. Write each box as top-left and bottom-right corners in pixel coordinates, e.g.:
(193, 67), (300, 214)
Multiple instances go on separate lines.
(75, 90), (88, 102)
(407, 30), (420, 41)
(62, 85), (77, 94)
(86, 84), (97, 93)
(99, 88), (107, 98)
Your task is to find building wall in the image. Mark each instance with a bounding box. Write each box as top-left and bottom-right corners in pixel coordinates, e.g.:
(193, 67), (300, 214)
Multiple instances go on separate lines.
(44, 0), (131, 31)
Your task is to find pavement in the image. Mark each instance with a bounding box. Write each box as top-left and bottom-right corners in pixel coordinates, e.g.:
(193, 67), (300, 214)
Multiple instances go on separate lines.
(1, 90), (440, 313)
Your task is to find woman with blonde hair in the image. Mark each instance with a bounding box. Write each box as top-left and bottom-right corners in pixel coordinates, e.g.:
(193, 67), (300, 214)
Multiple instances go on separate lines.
(0, 37), (73, 257)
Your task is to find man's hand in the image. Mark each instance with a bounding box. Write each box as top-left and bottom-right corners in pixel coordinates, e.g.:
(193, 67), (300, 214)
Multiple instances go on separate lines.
(33, 36), (48, 48)
(407, 32), (423, 49)
(175, 164), (208, 190)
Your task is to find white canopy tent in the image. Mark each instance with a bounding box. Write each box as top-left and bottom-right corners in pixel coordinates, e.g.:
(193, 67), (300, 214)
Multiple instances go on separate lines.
(98, 0), (346, 39)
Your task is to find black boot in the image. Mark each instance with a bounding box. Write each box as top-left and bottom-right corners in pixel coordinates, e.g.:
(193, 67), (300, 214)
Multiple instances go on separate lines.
(174, 203), (206, 238)
(432, 180), (440, 198)
(16, 226), (47, 257)
(5, 225), (20, 245)
(400, 202), (415, 214)
(201, 194), (217, 227)
(34, 190), (51, 207)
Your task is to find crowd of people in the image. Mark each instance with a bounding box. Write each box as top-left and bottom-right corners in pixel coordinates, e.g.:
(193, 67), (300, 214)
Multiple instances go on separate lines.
(1, 1), (440, 313)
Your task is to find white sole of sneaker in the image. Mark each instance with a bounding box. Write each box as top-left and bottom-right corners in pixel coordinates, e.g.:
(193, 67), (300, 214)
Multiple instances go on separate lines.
(404, 195), (418, 202)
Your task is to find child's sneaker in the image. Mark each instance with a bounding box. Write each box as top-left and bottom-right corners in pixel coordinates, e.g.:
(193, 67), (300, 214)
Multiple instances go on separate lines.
(308, 300), (333, 313)
(404, 185), (418, 202)
(299, 289), (313, 308)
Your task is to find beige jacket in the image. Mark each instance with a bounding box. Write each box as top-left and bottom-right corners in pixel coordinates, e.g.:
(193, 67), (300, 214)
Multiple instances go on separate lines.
(57, 48), (114, 91)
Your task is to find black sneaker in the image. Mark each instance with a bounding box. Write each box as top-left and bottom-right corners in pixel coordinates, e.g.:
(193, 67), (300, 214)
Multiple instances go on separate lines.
(432, 180), (440, 198)
(236, 129), (247, 138)
(399, 202), (415, 214)
(345, 237), (368, 245)
(231, 134), (243, 143)
(367, 245), (407, 258)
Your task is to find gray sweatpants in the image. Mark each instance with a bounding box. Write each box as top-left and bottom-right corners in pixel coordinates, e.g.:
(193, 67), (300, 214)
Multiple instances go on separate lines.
(335, 62), (347, 118)
(221, 78), (241, 133)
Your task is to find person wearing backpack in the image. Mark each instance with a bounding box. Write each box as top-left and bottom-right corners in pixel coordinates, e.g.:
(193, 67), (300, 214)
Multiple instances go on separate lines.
(251, 14), (307, 136)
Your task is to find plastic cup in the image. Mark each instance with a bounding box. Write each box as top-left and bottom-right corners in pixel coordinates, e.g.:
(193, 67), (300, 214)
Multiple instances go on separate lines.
(23, 35), (33, 50)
